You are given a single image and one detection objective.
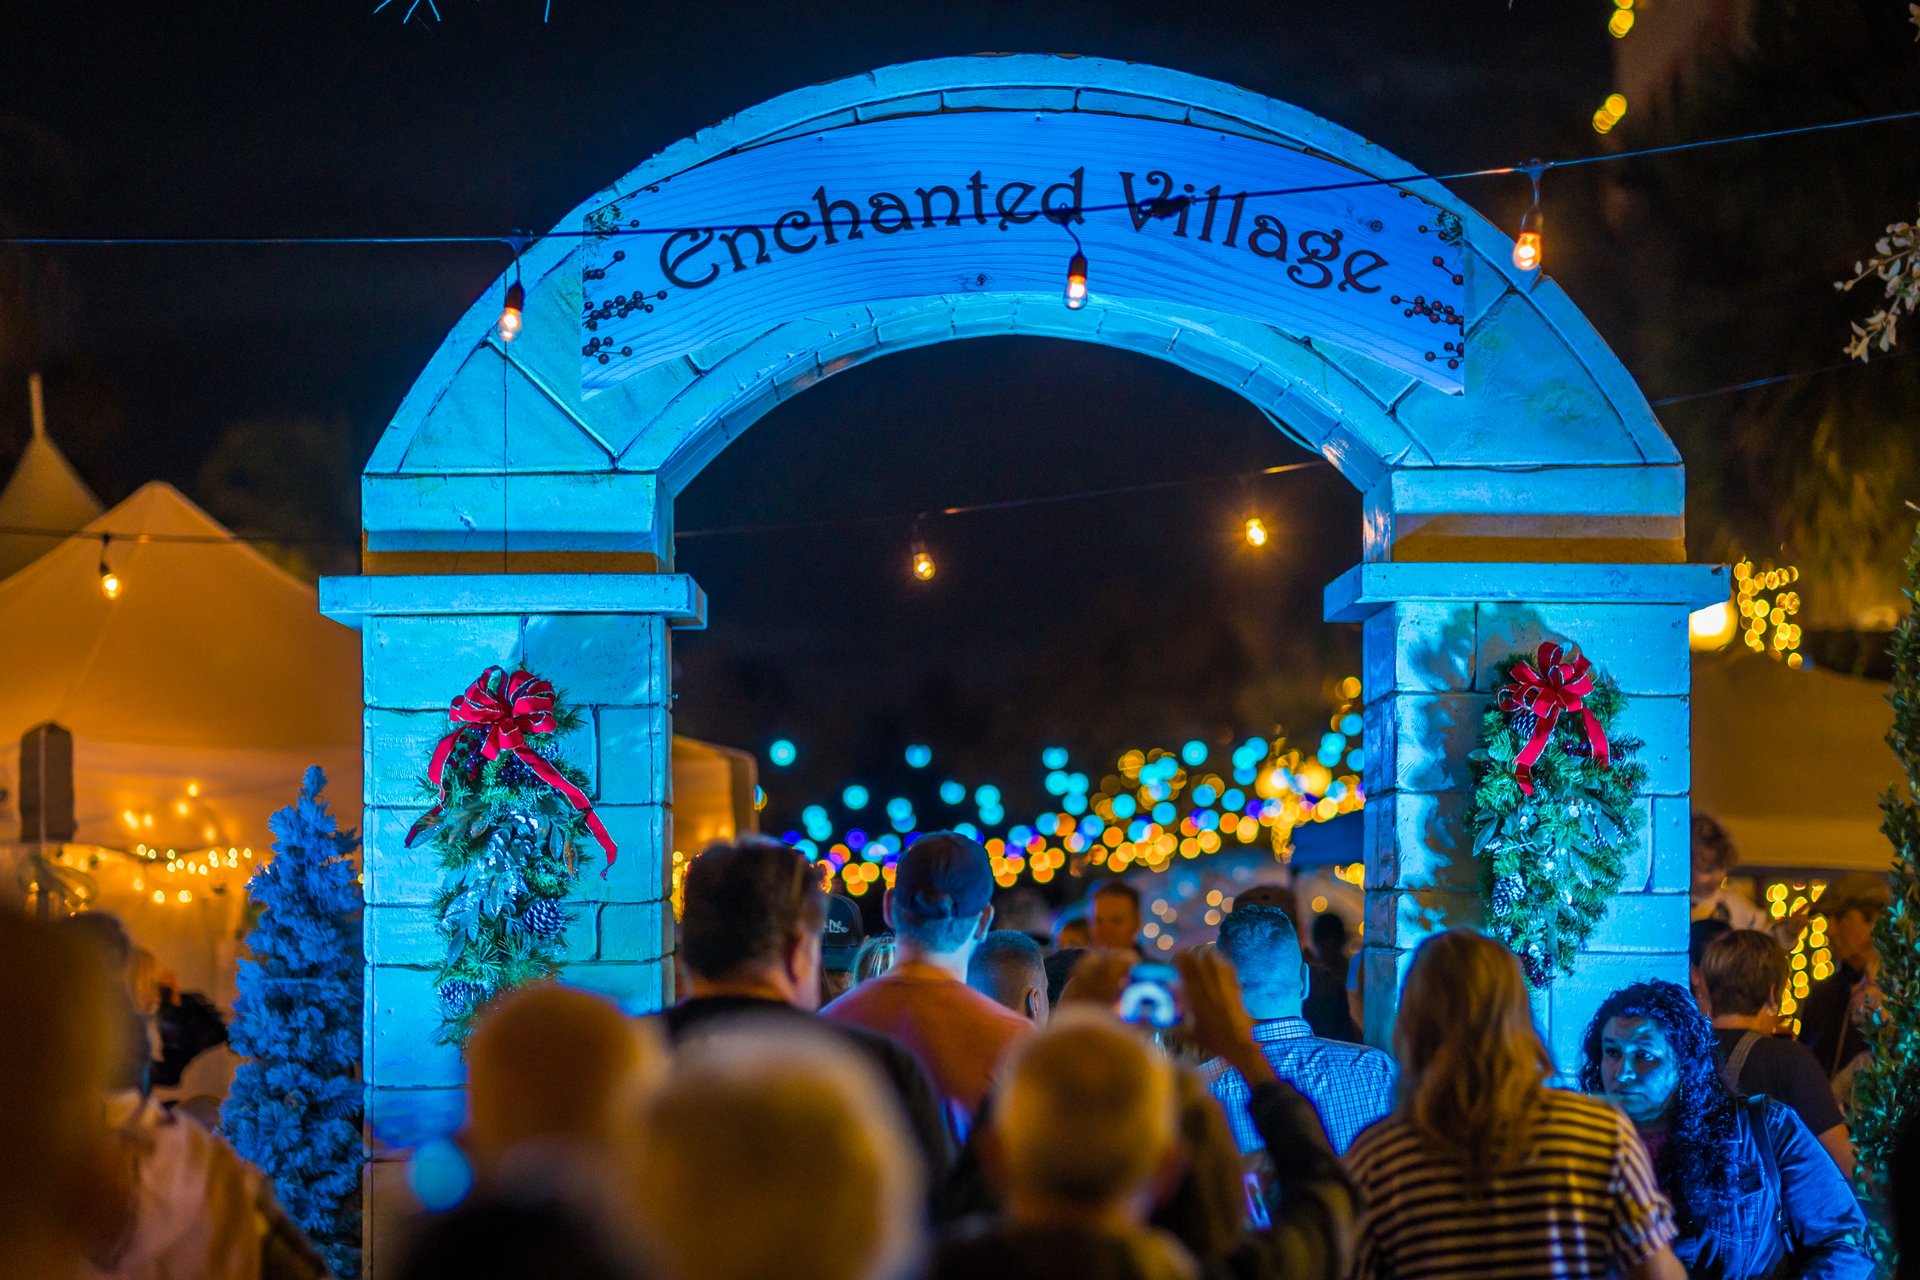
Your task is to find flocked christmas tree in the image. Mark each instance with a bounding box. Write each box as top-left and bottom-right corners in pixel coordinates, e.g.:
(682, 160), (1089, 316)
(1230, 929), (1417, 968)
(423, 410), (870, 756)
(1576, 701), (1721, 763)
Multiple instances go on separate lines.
(1852, 519), (1920, 1267)
(222, 766), (364, 1278)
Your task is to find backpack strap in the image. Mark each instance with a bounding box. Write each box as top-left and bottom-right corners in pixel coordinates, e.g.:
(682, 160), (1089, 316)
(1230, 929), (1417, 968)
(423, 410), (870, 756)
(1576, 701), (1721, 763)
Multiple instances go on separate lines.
(1719, 1030), (1764, 1094)
(1746, 1095), (1792, 1248)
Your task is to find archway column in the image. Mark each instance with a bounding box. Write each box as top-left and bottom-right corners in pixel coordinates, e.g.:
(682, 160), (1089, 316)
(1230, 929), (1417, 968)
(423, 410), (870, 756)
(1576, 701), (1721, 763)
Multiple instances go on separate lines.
(319, 571), (701, 1260)
(1326, 560), (1727, 1070)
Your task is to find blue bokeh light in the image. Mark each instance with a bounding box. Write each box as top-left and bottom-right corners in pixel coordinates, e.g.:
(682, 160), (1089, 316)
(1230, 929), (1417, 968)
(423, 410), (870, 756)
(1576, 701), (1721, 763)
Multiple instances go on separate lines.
(939, 779), (967, 805)
(768, 739), (797, 767)
(1041, 746), (1070, 770)
(408, 1138), (473, 1212)
(905, 744), (933, 768)
(1181, 739), (1209, 766)
(842, 785), (870, 811)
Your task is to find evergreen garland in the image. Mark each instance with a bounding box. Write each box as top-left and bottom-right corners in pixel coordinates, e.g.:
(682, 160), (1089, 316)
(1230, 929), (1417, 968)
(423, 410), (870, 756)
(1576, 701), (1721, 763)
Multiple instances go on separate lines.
(405, 670), (593, 1045)
(1467, 649), (1646, 987)
(222, 767), (364, 1278)
(1852, 520), (1920, 1266)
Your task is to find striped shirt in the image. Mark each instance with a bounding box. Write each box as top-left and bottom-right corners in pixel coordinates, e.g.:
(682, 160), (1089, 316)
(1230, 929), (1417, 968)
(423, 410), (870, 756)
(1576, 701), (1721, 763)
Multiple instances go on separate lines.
(1202, 1016), (1395, 1155)
(1346, 1090), (1676, 1280)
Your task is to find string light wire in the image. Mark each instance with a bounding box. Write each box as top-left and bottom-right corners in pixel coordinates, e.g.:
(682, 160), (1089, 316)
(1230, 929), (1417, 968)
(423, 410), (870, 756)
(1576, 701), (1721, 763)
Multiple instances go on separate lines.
(6, 107), (1919, 248)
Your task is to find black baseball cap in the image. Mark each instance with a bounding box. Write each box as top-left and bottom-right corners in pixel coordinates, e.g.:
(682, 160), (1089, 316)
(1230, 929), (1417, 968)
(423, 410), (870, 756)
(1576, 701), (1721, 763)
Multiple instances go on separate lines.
(822, 893), (865, 969)
(893, 831), (995, 922)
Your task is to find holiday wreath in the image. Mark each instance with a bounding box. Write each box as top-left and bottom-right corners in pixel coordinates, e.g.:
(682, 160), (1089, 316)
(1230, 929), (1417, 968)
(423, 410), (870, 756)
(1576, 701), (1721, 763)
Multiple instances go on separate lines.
(1467, 642), (1645, 987)
(405, 666), (617, 1044)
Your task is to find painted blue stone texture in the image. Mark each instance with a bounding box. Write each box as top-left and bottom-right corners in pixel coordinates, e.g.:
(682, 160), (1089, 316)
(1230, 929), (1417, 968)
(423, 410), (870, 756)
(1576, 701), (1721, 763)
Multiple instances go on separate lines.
(326, 57), (1723, 1255)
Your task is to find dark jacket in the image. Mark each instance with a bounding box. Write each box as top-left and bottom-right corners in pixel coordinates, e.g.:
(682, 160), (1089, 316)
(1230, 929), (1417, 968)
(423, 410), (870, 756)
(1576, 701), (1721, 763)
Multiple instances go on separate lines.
(1796, 964), (1868, 1077)
(656, 995), (954, 1188)
(933, 1079), (1353, 1280)
(1670, 1097), (1872, 1280)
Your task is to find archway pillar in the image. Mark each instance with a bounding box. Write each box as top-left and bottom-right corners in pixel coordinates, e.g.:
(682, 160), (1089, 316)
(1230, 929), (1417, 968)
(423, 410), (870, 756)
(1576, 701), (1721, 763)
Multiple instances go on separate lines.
(319, 571), (701, 1262)
(1326, 560), (1727, 1070)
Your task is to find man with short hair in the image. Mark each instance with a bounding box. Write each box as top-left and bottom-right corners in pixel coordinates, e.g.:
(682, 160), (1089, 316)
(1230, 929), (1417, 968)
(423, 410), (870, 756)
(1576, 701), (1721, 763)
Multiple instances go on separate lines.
(1206, 903), (1394, 1154)
(1701, 929), (1854, 1176)
(966, 930), (1049, 1024)
(662, 837), (951, 1180)
(1088, 880), (1144, 953)
(822, 831), (1030, 1129)
(1797, 871), (1893, 1077)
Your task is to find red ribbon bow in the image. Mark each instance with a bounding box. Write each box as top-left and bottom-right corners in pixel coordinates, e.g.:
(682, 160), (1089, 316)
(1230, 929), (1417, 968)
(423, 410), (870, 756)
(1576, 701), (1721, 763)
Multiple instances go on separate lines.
(422, 666), (616, 875)
(1495, 642), (1610, 796)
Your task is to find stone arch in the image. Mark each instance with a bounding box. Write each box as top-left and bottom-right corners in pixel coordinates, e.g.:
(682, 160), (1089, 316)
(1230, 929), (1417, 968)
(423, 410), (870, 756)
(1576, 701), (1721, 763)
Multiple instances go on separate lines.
(323, 59), (1724, 1246)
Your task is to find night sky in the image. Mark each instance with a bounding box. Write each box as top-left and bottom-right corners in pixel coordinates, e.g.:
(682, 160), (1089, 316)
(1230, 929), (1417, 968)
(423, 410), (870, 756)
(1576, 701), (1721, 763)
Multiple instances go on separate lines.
(2, 1), (1619, 818)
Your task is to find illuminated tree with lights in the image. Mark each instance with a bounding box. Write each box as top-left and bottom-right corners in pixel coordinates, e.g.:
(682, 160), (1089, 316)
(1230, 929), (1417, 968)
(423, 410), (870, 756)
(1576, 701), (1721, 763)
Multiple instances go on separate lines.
(1851, 518), (1920, 1265)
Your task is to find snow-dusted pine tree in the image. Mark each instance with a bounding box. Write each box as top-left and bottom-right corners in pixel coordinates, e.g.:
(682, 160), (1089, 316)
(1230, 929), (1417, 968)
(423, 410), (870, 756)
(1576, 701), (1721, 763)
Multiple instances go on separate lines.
(221, 766), (364, 1276)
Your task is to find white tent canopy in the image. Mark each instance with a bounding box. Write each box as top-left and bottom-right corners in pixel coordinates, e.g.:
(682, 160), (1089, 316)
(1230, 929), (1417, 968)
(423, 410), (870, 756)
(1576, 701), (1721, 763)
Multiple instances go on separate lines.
(1692, 649), (1901, 872)
(0, 376), (105, 579)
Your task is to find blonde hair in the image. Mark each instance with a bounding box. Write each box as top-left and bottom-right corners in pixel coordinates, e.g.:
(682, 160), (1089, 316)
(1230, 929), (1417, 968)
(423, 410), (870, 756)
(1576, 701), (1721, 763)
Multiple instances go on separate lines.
(466, 984), (665, 1175)
(996, 1008), (1176, 1207)
(1392, 930), (1553, 1185)
(630, 1026), (922, 1280)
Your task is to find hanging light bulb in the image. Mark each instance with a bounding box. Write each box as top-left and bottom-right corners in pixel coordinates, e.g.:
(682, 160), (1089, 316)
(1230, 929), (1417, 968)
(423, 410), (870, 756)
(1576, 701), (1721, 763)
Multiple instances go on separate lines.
(98, 537), (121, 601)
(1063, 250), (1088, 310)
(498, 279), (525, 342)
(911, 544), (937, 581)
(1512, 164), (1545, 273)
(1244, 516), (1270, 547)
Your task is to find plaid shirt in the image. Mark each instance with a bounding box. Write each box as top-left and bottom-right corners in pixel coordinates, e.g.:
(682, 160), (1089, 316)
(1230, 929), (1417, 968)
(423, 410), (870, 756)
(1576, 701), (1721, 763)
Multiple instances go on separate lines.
(1204, 1016), (1396, 1155)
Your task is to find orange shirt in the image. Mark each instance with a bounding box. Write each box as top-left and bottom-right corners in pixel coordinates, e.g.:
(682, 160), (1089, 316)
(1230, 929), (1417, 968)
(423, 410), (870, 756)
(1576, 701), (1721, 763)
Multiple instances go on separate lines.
(821, 961), (1031, 1122)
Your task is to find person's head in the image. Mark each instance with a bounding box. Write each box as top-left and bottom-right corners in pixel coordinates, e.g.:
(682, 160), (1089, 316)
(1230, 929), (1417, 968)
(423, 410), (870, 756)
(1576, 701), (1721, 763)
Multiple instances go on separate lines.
(820, 894), (865, 1005)
(466, 984), (666, 1179)
(1690, 813), (1738, 898)
(1309, 911), (1349, 963)
(58, 914), (148, 1091)
(884, 832), (995, 961)
(993, 1007), (1176, 1217)
(1700, 929), (1789, 1023)
(967, 930), (1050, 1023)
(1816, 871), (1892, 969)
(0, 909), (129, 1279)
(1044, 947), (1087, 1008)
(1579, 979), (1737, 1204)
(395, 1188), (652, 1280)
(1215, 904), (1308, 1020)
(1391, 930), (1552, 1186)
(1687, 918), (1733, 1011)
(852, 933), (896, 985)
(1053, 916), (1091, 951)
(679, 837), (827, 1009)
(630, 1027), (923, 1280)
(1089, 881), (1143, 951)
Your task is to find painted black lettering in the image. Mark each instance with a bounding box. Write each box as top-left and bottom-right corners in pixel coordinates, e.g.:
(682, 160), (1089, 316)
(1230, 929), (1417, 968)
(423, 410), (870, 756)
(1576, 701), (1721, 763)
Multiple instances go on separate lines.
(1247, 214), (1289, 261)
(868, 191), (914, 234)
(1198, 186), (1222, 243)
(1287, 228), (1344, 289)
(1340, 249), (1389, 293)
(1222, 191), (1247, 248)
(774, 209), (816, 254)
(1040, 168), (1085, 225)
(967, 171), (989, 225)
(660, 228), (719, 289)
(1119, 169), (1175, 231)
(915, 185), (962, 228)
(995, 181), (1037, 230)
(813, 185), (863, 245)
(718, 225), (770, 272)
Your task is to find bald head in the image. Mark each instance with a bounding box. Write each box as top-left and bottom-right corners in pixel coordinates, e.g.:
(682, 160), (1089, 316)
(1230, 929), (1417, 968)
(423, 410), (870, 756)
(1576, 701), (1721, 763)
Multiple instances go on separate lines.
(466, 984), (665, 1176)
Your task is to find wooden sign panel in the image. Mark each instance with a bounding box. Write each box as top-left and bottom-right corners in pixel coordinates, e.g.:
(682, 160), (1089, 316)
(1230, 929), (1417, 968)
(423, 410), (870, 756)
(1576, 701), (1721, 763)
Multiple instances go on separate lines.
(581, 112), (1466, 395)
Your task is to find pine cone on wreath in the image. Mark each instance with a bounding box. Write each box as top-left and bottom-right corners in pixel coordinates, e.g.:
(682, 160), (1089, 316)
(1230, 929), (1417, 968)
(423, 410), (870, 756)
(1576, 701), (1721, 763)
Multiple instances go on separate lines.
(1508, 707), (1540, 747)
(524, 898), (567, 940)
(1491, 876), (1524, 917)
(438, 978), (483, 1014)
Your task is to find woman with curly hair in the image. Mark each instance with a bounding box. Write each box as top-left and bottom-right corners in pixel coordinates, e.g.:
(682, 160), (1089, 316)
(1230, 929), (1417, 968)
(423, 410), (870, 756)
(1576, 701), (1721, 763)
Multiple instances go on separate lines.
(1345, 930), (1684, 1279)
(1579, 979), (1872, 1280)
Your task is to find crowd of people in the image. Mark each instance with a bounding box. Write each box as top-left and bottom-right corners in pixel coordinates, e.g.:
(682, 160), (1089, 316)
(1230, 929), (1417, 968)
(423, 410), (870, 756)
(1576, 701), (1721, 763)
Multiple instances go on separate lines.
(4, 821), (1917, 1280)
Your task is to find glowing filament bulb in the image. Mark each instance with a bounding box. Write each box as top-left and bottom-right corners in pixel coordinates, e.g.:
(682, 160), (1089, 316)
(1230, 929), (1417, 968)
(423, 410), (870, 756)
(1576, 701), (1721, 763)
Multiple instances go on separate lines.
(1063, 251), (1088, 310)
(1244, 516), (1269, 547)
(99, 566), (122, 600)
(911, 547), (937, 581)
(497, 279), (525, 342)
